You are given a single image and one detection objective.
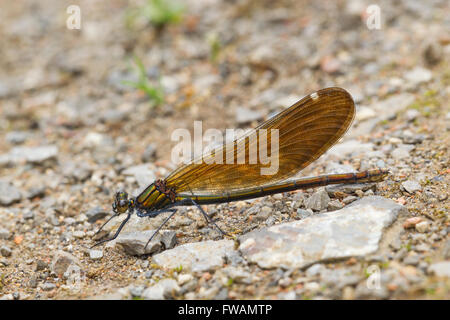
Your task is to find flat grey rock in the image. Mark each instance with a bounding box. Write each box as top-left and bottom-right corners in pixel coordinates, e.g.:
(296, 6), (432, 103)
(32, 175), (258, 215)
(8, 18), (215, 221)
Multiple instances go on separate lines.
(239, 196), (406, 269)
(115, 230), (176, 256)
(402, 180), (421, 193)
(0, 181), (22, 206)
(2, 145), (58, 166)
(152, 239), (235, 272)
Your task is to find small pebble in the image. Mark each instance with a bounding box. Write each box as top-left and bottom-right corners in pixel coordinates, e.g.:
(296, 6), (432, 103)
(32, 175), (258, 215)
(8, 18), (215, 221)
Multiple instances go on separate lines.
(404, 67), (432, 85)
(0, 181), (22, 206)
(305, 264), (325, 277)
(64, 217), (76, 225)
(403, 217), (423, 229)
(403, 254), (420, 266)
(423, 42), (442, 66)
(142, 279), (180, 300)
(85, 207), (109, 223)
(415, 221), (430, 233)
(0, 228), (11, 240)
(296, 208), (313, 219)
(355, 190), (365, 198)
(0, 246), (12, 257)
(327, 200), (343, 211)
(305, 188), (330, 211)
(89, 249), (103, 260)
(72, 231), (86, 239)
(26, 187), (46, 199)
(5, 131), (28, 144)
(342, 286), (355, 300)
(36, 260), (48, 271)
(402, 180), (421, 193)
(278, 277), (292, 288)
(129, 286), (145, 297)
(41, 282), (56, 291)
(272, 194), (283, 200)
(342, 196), (358, 204)
(0, 259), (10, 267)
(304, 282), (320, 292)
(405, 109), (420, 122)
(142, 144), (157, 162)
(177, 274), (193, 286)
(255, 206), (272, 221)
(391, 147), (411, 159)
(28, 277), (38, 288)
(236, 107), (264, 124)
(23, 210), (35, 220)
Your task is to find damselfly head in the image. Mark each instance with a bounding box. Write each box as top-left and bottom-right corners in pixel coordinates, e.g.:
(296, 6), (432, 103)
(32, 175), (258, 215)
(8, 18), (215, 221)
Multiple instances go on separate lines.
(113, 191), (134, 214)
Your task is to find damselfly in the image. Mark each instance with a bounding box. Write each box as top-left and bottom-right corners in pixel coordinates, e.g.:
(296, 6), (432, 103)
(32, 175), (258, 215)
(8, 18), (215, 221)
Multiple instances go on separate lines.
(93, 87), (389, 249)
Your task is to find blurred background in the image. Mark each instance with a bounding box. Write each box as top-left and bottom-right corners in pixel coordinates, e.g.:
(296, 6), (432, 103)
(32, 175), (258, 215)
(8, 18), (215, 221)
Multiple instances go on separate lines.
(0, 0), (448, 299)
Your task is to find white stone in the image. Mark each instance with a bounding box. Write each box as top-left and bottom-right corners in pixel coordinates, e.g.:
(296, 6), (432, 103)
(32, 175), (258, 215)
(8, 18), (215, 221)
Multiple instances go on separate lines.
(152, 239), (234, 272)
(239, 197), (405, 269)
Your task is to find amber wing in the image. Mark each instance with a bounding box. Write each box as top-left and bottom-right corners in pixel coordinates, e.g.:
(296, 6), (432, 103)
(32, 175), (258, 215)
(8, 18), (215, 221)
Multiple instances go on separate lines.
(165, 87), (355, 194)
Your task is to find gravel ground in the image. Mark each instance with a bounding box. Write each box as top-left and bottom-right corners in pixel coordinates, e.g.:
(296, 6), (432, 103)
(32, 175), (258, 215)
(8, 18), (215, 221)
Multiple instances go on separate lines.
(0, 0), (449, 300)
